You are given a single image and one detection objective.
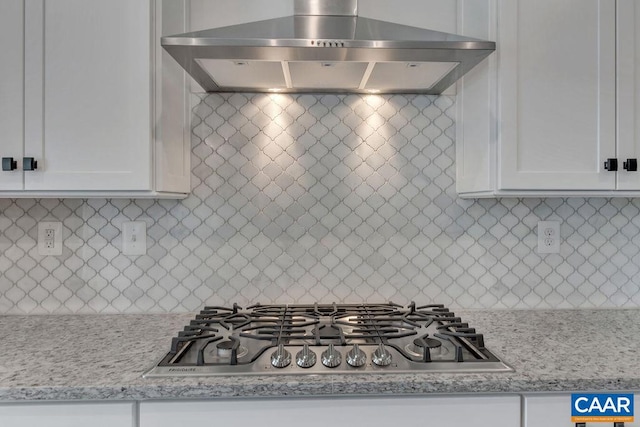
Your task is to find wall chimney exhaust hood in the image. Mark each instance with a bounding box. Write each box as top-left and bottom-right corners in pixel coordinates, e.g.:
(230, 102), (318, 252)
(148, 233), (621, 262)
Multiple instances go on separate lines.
(162, 0), (496, 94)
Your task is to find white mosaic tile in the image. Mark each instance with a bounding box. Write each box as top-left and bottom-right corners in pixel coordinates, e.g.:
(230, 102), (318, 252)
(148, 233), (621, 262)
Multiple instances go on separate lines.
(2, 93), (640, 312)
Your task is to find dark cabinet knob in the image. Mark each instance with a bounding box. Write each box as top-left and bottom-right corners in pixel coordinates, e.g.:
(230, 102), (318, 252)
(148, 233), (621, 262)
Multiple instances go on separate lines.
(604, 158), (618, 171)
(2, 157), (17, 171)
(23, 157), (37, 171)
(623, 158), (638, 172)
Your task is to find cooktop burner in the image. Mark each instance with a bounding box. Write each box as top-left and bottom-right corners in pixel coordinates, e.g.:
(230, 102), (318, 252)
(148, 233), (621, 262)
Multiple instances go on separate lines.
(143, 302), (512, 377)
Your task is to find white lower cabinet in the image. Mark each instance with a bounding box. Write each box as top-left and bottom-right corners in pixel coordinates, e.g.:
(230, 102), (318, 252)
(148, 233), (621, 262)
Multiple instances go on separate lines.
(524, 394), (640, 427)
(140, 396), (521, 427)
(0, 402), (135, 427)
(11, 393), (640, 426)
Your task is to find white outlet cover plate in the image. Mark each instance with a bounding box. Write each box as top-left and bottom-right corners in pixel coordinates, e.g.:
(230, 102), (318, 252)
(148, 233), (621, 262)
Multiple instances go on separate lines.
(122, 221), (147, 256)
(37, 221), (63, 256)
(537, 221), (560, 254)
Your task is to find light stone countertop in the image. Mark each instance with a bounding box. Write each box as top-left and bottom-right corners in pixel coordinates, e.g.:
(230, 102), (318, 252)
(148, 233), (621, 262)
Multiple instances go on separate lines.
(0, 309), (638, 401)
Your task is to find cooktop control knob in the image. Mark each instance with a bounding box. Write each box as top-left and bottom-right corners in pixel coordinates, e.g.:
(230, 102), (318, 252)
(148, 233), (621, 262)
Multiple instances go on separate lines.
(270, 344), (292, 368)
(321, 344), (342, 368)
(295, 344), (317, 368)
(372, 344), (392, 367)
(346, 344), (366, 367)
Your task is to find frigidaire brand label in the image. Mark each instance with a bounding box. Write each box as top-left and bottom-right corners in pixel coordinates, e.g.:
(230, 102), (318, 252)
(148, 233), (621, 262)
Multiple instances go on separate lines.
(571, 393), (634, 423)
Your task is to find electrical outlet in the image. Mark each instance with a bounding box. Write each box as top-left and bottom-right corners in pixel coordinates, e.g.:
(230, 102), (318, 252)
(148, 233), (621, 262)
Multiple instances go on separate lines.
(37, 221), (63, 256)
(537, 221), (560, 254)
(122, 221), (146, 256)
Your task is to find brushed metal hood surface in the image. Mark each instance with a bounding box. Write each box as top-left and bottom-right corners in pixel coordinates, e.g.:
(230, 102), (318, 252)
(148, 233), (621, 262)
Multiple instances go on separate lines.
(162, 2), (495, 94)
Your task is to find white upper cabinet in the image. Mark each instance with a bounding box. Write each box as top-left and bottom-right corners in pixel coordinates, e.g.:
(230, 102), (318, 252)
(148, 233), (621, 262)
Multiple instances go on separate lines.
(617, 0), (640, 190)
(0, 0), (24, 191)
(0, 0), (190, 198)
(455, 0), (496, 194)
(24, 0), (152, 192)
(499, 0), (616, 191)
(456, 0), (640, 197)
(155, 0), (192, 195)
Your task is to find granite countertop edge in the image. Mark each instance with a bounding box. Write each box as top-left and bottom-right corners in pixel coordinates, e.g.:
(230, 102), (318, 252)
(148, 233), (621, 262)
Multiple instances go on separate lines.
(0, 378), (638, 402)
(0, 308), (638, 401)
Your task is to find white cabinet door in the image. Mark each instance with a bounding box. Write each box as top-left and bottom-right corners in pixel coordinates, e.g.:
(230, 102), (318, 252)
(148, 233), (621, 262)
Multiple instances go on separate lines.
(140, 396), (521, 427)
(617, 0), (640, 190)
(0, 0), (24, 191)
(525, 394), (640, 427)
(0, 402), (135, 427)
(498, 0), (616, 191)
(23, 0), (152, 191)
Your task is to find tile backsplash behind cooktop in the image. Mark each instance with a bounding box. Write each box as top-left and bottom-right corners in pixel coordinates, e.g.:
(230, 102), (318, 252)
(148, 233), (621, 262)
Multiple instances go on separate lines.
(1, 93), (639, 314)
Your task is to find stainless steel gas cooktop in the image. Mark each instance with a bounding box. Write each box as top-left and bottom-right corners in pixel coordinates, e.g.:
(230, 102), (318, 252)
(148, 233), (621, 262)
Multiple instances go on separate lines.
(143, 302), (512, 377)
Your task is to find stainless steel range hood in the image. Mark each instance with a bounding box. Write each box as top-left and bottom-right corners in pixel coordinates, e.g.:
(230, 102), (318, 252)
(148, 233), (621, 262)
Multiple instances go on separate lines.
(162, 0), (496, 94)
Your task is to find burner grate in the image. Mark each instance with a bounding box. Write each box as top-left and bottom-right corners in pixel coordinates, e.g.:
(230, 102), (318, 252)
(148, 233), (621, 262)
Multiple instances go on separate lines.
(144, 302), (513, 377)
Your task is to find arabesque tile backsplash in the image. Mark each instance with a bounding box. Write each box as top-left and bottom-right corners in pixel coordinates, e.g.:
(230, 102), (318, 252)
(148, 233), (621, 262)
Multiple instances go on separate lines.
(1, 93), (640, 314)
